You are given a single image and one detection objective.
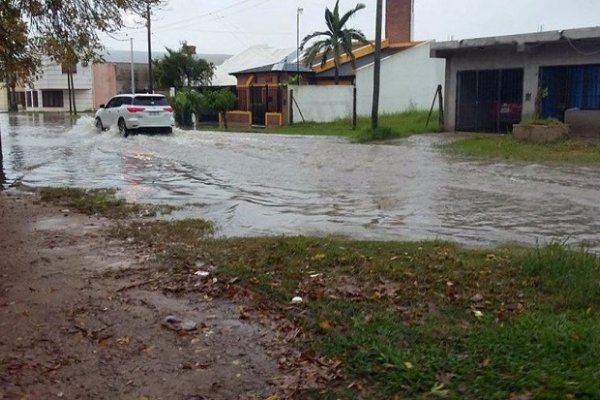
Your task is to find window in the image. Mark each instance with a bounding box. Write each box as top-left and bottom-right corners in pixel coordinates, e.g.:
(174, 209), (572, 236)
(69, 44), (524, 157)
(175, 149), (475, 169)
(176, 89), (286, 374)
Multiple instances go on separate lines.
(61, 63), (77, 74)
(32, 91), (39, 108)
(26, 93), (32, 107)
(133, 96), (168, 106)
(42, 90), (64, 108)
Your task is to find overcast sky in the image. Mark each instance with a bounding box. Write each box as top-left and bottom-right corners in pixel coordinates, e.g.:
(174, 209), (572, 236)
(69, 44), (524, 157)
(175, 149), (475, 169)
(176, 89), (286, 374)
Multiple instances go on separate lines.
(101, 0), (600, 55)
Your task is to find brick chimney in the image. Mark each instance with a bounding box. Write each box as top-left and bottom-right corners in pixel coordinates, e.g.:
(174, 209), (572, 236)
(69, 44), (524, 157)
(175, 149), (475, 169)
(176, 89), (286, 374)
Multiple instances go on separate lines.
(386, 0), (413, 44)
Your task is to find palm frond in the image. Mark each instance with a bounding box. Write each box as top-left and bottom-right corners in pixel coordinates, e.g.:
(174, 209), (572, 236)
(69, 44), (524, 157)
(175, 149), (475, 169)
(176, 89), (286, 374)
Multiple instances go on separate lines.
(339, 3), (366, 28)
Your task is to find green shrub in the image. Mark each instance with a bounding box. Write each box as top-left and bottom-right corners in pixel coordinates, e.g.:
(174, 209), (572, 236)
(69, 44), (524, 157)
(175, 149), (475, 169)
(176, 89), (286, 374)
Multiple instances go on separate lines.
(169, 89), (204, 128)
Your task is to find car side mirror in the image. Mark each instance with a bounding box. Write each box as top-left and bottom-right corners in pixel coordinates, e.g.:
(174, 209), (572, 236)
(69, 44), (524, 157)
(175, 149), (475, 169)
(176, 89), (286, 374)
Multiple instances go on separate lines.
(99, 104), (105, 108)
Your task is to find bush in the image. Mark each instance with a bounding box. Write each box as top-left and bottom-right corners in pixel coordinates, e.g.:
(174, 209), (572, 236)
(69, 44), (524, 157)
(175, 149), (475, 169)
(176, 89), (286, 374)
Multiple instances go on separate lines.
(204, 89), (236, 129)
(170, 89), (204, 128)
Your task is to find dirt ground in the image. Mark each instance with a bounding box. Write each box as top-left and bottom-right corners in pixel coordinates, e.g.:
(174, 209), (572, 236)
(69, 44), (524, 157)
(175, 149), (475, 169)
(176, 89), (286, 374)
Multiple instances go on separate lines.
(0, 191), (283, 400)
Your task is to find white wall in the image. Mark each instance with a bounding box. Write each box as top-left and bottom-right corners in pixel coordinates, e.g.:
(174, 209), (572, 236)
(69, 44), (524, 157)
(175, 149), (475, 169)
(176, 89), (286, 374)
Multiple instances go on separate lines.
(289, 85), (354, 123)
(0, 84), (8, 112)
(33, 57), (93, 90)
(355, 42), (445, 116)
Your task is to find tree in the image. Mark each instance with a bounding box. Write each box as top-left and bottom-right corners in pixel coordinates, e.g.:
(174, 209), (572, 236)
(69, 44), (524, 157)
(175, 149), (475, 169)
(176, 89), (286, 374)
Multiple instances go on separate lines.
(300, 0), (369, 84)
(0, 0), (166, 103)
(0, 1), (37, 111)
(153, 42), (215, 89)
(371, 0), (383, 129)
(204, 89), (236, 129)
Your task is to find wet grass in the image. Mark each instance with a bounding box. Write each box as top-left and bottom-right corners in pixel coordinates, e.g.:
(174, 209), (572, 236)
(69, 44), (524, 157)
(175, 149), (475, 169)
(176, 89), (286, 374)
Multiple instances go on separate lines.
(271, 111), (441, 142)
(110, 218), (600, 399)
(38, 187), (178, 219)
(444, 135), (600, 164)
(203, 111), (440, 142)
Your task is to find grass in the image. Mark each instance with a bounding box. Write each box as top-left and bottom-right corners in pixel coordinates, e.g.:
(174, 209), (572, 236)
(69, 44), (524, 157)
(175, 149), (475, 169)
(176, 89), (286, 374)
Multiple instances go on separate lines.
(38, 187), (177, 219)
(110, 216), (600, 399)
(200, 111), (440, 142)
(444, 135), (600, 164)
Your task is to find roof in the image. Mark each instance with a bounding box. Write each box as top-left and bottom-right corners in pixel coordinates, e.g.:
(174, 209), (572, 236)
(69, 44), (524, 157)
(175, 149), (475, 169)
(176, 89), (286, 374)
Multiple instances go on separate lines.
(211, 45), (295, 86)
(100, 49), (232, 66)
(431, 26), (600, 57)
(231, 62), (312, 75)
(315, 47), (408, 79)
(310, 40), (419, 75)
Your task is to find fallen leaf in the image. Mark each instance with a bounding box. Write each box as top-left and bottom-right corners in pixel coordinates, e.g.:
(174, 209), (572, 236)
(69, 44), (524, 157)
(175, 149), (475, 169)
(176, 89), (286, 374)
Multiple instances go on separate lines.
(404, 361), (413, 369)
(319, 320), (333, 333)
(117, 336), (130, 346)
(472, 310), (484, 320)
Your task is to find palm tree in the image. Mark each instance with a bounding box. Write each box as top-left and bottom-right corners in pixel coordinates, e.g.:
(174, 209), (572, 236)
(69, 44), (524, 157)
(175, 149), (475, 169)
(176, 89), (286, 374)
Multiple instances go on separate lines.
(301, 0), (369, 85)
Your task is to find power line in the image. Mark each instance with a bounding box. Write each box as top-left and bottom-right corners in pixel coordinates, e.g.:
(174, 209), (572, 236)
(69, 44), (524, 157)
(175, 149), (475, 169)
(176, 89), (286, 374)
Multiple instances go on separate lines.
(152, 0), (257, 31)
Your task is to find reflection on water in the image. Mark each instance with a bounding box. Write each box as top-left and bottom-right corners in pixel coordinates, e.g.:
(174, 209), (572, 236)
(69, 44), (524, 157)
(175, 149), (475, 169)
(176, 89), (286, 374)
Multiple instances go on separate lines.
(1, 112), (599, 251)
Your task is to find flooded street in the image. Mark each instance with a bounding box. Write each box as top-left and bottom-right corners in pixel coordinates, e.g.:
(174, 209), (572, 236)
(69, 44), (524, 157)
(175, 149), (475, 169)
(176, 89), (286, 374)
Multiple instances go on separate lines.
(1, 113), (599, 251)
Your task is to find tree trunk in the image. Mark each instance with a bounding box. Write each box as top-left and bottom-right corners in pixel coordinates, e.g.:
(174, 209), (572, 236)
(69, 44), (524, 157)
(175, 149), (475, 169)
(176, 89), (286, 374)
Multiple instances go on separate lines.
(67, 70), (73, 115)
(8, 86), (17, 112)
(371, 0), (383, 130)
(71, 70), (77, 115)
(222, 112), (228, 130)
(334, 67), (339, 85)
(8, 75), (18, 112)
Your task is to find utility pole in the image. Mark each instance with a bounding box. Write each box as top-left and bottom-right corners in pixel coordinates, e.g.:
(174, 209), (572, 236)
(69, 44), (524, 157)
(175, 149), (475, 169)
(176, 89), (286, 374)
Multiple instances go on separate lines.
(130, 37), (136, 94)
(296, 7), (303, 76)
(371, 0), (383, 130)
(146, 2), (153, 93)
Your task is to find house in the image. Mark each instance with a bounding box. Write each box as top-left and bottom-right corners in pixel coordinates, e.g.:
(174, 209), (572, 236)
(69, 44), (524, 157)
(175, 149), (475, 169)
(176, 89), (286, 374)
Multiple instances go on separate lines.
(431, 27), (600, 136)
(226, 0), (445, 127)
(6, 50), (230, 113)
(211, 45), (294, 87)
(229, 62), (313, 127)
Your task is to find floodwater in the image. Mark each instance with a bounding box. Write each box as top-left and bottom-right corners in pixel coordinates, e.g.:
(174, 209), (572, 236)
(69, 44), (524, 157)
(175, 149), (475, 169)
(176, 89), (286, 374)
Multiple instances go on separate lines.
(1, 112), (599, 251)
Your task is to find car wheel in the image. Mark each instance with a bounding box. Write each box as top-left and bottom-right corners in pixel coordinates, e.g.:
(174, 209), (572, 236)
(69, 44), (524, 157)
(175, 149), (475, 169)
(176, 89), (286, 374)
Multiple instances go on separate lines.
(95, 117), (104, 132)
(118, 118), (129, 138)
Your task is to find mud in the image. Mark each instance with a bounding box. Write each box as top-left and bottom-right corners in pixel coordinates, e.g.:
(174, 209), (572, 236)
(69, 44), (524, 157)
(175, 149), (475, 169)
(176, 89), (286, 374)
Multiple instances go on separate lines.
(0, 191), (279, 399)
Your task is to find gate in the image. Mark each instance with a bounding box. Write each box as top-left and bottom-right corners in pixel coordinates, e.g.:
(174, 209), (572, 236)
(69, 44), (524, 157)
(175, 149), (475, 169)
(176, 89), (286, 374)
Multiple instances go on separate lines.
(456, 69), (524, 132)
(251, 86), (266, 126)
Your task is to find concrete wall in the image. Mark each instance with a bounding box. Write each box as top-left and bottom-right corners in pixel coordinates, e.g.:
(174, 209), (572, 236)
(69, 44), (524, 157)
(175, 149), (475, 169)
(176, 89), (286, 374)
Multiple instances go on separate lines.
(355, 42), (445, 116)
(565, 109), (600, 139)
(289, 85), (354, 123)
(93, 64), (118, 109)
(439, 42), (600, 131)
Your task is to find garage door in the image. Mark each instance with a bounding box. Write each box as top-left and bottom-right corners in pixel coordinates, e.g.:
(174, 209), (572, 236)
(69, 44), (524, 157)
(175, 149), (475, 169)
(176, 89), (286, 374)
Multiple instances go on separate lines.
(456, 69), (524, 133)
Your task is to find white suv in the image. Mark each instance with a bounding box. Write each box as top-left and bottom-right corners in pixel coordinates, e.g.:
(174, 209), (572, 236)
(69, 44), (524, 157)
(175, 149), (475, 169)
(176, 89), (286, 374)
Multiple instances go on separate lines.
(95, 94), (175, 137)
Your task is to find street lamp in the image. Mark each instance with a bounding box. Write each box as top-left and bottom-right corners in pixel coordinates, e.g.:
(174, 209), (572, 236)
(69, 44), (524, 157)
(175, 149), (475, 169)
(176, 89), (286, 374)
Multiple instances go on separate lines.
(296, 7), (303, 76)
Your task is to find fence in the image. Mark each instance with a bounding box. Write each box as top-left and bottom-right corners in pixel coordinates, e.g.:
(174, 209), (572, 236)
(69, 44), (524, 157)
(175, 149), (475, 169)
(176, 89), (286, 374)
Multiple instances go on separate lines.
(289, 85), (354, 123)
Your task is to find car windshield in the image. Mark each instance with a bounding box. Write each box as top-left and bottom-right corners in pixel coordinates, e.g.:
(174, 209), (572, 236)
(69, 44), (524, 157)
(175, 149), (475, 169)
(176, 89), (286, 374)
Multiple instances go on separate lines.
(133, 96), (168, 106)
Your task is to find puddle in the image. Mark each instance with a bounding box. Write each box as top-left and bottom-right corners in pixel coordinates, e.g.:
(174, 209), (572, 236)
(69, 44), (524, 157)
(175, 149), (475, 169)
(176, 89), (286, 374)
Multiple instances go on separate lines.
(1, 112), (599, 251)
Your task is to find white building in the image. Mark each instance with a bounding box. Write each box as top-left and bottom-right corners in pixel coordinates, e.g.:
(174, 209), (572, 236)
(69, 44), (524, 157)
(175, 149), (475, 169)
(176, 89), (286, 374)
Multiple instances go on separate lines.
(355, 42), (445, 116)
(24, 57), (94, 112)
